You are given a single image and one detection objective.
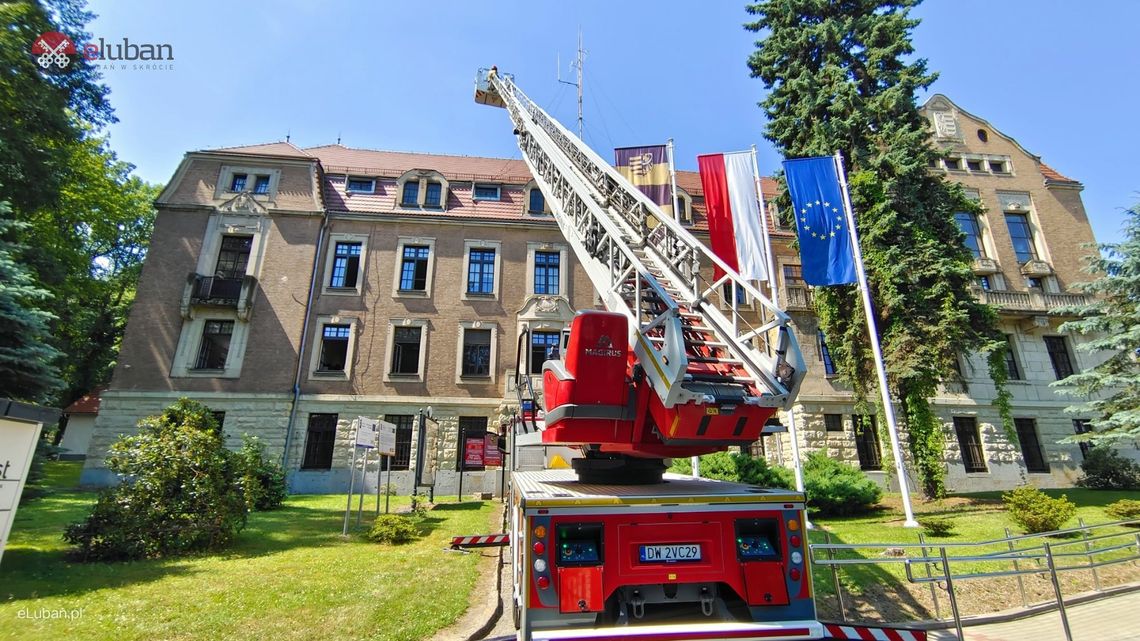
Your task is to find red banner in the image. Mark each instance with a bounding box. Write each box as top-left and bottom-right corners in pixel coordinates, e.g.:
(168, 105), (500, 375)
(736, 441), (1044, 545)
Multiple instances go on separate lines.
(464, 437), (484, 469)
(484, 434), (502, 467)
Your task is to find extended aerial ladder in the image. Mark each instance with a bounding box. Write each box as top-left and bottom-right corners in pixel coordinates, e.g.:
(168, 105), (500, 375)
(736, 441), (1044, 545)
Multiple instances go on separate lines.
(477, 69), (806, 482)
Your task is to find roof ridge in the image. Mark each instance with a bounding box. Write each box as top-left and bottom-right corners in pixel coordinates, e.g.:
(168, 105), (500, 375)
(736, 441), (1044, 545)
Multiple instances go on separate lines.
(303, 143), (523, 164)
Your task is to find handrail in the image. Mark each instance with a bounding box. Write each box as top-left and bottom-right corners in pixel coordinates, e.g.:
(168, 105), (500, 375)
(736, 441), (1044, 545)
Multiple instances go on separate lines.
(810, 518), (1140, 552)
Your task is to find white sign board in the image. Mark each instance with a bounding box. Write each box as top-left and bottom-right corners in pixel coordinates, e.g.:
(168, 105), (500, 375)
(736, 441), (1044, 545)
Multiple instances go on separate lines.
(0, 416), (44, 565)
(377, 420), (397, 457)
(355, 417), (378, 449)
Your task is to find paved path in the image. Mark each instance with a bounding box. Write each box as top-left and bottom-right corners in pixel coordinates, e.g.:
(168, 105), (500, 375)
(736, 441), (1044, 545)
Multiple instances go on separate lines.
(928, 589), (1140, 641)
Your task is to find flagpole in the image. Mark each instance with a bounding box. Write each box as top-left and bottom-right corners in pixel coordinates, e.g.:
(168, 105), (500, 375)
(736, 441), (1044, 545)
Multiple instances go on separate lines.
(751, 146), (809, 527)
(833, 151), (920, 528)
(667, 138), (680, 223)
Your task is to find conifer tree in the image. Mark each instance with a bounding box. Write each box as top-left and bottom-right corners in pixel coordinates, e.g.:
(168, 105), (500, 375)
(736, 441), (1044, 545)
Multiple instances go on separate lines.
(1053, 204), (1140, 442)
(745, 0), (1010, 497)
(0, 200), (61, 402)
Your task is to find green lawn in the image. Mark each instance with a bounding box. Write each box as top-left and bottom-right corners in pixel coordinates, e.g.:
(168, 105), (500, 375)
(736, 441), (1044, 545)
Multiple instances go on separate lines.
(806, 489), (1139, 622)
(1, 467), (499, 641)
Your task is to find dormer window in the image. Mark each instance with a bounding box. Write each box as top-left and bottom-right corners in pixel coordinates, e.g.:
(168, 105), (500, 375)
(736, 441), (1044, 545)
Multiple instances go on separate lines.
(424, 182), (442, 208)
(401, 182), (418, 206)
(346, 177), (375, 194)
(473, 183), (501, 201)
(230, 174), (248, 192)
(528, 189), (545, 214)
(397, 170), (450, 210)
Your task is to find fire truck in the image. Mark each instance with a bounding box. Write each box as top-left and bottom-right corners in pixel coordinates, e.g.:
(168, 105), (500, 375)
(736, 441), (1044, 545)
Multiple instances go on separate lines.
(475, 68), (823, 641)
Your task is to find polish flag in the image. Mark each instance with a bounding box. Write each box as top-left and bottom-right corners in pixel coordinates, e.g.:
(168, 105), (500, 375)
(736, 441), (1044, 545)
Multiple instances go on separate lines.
(697, 151), (769, 282)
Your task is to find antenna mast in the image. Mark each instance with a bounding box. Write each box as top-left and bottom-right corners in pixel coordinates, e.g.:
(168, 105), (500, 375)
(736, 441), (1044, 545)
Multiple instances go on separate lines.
(558, 28), (585, 139)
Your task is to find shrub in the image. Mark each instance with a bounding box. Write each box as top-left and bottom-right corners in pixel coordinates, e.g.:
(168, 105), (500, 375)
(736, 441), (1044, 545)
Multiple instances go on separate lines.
(235, 435), (287, 511)
(1002, 485), (1076, 534)
(668, 451), (795, 489)
(409, 492), (430, 518)
(801, 452), (882, 516)
(366, 514), (419, 544)
(64, 399), (248, 561)
(921, 517), (956, 537)
(1076, 447), (1140, 490)
(1106, 499), (1140, 523)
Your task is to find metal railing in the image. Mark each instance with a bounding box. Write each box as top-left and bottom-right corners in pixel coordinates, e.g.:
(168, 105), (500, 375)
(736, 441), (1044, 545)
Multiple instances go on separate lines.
(810, 518), (1140, 640)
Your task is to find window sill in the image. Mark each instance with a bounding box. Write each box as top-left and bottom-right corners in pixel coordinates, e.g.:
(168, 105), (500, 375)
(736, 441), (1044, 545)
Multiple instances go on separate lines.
(387, 372), (422, 379)
(312, 369), (348, 376)
(473, 197), (501, 202)
(395, 289), (429, 297)
(298, 466), (333, 472)
(463, 292), (497, 300)
(964, 470), (990, 475)
(459, 374), (493, 381)
(346, 190), (376, 195)
(323, 286), (362, 296)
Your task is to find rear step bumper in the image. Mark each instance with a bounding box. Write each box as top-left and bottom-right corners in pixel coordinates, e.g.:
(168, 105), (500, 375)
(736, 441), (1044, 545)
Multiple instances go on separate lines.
(532, 620), (824, 641)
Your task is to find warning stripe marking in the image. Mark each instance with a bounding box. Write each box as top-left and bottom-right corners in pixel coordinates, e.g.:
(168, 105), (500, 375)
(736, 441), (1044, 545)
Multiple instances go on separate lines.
(450, 534), (510, 548)
(824, 624), (924, 641)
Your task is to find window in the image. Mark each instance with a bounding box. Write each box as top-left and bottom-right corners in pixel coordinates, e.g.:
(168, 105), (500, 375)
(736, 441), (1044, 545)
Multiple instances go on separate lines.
(945, 156), (963, 171)
(1004, 213), (1038, 263)
(401, 181), (418, 206)
(424, 182), (442, 208)
(399, 245), (430, 291)
(988, 159), (1007, 173)
(253, 175), (271, 195)
(215, 235), (252, 279)
(346, 177), (375, 193)
(954, 212), (986, 259)
(966, 159), (984, 172)
(953, 416), (987, 473)
(473, 183), (501, 201)
(461, 328), (492, 377)
(467, 248), (496, 294)
(317, 324), (350, 372)
(301, 413), (338, 470)
(978, 276), (992, 291)
(534, 251), (560, 295)
(382, 414), (414, 471)
(853, 415), (882, 471)
(1015, 418), (1049, 473)
(390, 326), (422, 375)
(530, 331), (560, 374)
(1044, 336), (1074, 380)
(229, 173), (248, 192)
(824, 414), (844, 433)
(528, 189), (545, 214)
(722, 282), (748, 306)
(1027, 276), (1044, 289)
(818, 329), (837, 376)
(194, 320), (233, 369)
(456, 417), (488, 471)
(329, 242), (362, 288)
(1072, 419), (1093, 459)
(977, 129), (989, 142)
(1003, 335), (1022, 380)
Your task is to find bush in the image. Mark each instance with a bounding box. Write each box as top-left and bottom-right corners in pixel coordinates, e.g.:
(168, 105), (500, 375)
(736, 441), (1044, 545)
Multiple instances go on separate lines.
(921, 517), (956, 537)
(1106, 499), (1140, 523)
(64, 399), (248, 561)
(668, 451), (795, 489)
(366, 514), (419, 544)
(1002, 485), (1076, 534)
(802, 452), (882, 516)
(235, 435), (287, 511)
(1076, 447), (1140, 490)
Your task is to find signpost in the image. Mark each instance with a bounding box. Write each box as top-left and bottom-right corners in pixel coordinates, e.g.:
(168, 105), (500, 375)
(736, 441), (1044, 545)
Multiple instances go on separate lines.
(376, 420), (397, 514)
(0, 399), (58, 565)
(458, 433), (484, 502)
(343, 417), (378, 535)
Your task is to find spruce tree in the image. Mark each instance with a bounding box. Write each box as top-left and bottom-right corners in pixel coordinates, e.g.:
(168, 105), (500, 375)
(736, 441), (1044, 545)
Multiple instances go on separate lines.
(0, 200), (61, 401)
(1052, 204), (1140, 442)
(745, 0), (1009, 497)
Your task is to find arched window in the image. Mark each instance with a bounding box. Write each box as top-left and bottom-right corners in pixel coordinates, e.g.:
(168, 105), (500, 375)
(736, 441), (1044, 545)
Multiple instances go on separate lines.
(396, 169), (450, 210)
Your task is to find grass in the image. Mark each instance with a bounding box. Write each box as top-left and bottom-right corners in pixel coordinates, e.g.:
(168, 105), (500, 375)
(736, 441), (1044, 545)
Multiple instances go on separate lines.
(1, 463), (500, 641)
(806, 489), (1140, 623)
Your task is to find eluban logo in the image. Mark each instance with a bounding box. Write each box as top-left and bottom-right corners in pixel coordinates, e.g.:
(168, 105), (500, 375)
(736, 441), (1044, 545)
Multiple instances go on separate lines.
(31, 31), (77, 70)
(30, 32), (174, 72)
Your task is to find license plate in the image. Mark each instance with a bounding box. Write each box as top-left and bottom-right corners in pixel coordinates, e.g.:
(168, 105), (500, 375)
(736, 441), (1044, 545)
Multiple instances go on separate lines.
(639, 544), (701, 563)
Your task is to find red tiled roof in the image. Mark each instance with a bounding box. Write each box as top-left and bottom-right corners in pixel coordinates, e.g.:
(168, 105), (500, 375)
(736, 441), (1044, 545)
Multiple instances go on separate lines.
(64, 387), (104, 415)
(1039, 162), (1080, 184)
(206, 141), (313, 158)
(307, 144), (533, 183)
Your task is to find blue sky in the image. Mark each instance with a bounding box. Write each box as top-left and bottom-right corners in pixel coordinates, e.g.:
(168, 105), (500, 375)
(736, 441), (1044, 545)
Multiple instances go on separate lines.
(87, 0), (1138, 244)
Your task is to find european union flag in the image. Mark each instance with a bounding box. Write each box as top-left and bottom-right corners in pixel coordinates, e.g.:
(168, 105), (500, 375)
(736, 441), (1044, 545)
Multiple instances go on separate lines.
(782, 156), (858, 286)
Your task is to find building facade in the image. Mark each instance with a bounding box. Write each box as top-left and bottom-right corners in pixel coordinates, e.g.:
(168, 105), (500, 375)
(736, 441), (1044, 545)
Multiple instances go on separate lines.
(83, 95), (1119, 494)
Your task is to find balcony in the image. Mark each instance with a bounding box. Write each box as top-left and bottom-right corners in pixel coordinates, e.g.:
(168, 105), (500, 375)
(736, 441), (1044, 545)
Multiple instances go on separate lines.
(976, 288), (1089, 316)
(784, 284), (814, 311)
(181, 273), (258, 321)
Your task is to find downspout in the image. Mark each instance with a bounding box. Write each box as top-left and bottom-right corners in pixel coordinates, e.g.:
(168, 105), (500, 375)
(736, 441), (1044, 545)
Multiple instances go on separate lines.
(282, 174), (330, 470)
